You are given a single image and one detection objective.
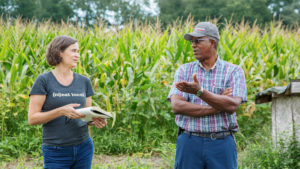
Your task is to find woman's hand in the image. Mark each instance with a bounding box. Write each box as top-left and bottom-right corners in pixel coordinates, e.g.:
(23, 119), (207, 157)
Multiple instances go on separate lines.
(60, 104), (85, 119)
(90, 117), (107, 128)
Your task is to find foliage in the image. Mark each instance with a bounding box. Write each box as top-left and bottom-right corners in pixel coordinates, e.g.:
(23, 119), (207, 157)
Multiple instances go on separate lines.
(235, 104), (272, 150)
(2, 0), (75, 22)
(157, 0), (272, 26)
(71, 0), (153, 25)
(268, 0), (300, 25)
(1, 0), (300, 26)
(157, 0), (300, 26)
(0, 0), (154, 25)
(239, 137), (300, 169)
(0, 17), (299, 169)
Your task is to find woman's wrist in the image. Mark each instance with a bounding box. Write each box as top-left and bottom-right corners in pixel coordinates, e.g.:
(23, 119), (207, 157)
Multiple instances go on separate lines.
(56, 107), (65, 117)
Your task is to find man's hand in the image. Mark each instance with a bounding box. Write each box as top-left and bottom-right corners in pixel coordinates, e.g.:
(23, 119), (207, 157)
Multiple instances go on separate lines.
(175, 73), (201, 94)
(175, 73), (233, 96)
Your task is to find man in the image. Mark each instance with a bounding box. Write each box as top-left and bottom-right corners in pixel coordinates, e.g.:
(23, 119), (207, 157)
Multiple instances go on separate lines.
(168, 22), (247, 169)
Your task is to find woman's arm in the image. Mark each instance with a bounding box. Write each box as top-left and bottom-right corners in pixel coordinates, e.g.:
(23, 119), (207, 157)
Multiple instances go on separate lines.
(28, 95), (84, 125)
(86, 96), (92, 107)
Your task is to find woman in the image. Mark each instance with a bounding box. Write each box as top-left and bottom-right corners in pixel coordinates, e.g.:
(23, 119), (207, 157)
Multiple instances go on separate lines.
(28, 35), (106, 169)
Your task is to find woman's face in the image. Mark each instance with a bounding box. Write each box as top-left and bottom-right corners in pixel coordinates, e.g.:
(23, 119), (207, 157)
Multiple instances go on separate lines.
(59, 42), (80, 68)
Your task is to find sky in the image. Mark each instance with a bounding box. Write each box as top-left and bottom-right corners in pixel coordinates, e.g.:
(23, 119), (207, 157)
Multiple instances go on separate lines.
(135, 0), (159, 16)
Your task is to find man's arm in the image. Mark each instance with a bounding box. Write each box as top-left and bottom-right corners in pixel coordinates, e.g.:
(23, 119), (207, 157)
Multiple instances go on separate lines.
(170, 87), (233, 116)
(200, 91), (242, 113)
(170, 95), (219, 117)
(175, 73), (242, 113)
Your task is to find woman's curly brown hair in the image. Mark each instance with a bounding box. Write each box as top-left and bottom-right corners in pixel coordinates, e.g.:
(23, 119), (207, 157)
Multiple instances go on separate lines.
(46, 36), (77, 66)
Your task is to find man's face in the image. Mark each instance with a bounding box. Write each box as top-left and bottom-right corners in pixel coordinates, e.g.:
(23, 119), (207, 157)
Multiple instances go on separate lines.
(191, 36), (213, 61)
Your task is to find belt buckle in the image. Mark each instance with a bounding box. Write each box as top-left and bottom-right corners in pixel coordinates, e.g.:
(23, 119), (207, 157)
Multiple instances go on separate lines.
(210, 133), (217, 140)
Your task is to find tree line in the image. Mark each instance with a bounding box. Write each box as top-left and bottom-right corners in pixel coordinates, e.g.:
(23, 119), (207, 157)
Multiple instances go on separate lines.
(1, 0), (299, 26)
(158, 0), (300, 26)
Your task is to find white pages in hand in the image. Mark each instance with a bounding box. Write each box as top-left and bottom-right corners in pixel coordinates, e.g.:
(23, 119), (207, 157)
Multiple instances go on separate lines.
(77, 106), (113, 122)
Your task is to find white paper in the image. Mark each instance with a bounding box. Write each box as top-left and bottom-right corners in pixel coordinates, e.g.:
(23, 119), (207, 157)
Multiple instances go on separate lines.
(76, 107), (112, 122)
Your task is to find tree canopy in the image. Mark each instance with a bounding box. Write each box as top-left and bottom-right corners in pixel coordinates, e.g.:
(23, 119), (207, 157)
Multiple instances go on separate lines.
(0, 0), (299, 26)
(157, 0), (299, 26)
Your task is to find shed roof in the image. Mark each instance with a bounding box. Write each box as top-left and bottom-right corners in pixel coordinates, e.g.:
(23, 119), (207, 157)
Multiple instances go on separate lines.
(255, 80), (300, 104)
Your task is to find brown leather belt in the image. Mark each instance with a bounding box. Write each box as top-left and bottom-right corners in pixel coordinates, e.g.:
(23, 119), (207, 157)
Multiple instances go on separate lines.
(183, 131), (232, 140)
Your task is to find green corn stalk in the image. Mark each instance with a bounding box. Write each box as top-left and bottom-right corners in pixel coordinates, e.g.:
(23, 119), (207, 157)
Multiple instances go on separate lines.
(0, 17), (299, 147)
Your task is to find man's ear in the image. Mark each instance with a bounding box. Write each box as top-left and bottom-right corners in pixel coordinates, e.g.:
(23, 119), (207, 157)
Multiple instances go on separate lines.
(210, 40), (217, 49)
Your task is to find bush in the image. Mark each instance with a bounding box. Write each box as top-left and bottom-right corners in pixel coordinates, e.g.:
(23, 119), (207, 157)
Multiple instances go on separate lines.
(239, 137), (300, 169)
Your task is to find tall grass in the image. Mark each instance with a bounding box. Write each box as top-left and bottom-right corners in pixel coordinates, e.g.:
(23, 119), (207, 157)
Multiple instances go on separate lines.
(0, 17), (299, 165)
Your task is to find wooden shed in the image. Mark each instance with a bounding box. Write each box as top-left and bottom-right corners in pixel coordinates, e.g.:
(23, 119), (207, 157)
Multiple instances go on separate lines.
(256, 80), (300, 146)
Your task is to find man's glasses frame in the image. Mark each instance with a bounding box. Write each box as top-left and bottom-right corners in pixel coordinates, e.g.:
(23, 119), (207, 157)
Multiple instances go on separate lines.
(189, 38), (211, 44)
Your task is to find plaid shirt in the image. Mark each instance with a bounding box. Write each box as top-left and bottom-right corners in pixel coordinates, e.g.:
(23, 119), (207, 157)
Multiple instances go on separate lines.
(168, 57), (247, 133)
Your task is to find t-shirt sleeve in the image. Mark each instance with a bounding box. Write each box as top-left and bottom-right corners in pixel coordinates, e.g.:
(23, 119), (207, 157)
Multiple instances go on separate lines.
(85, 78), (95, 97)
(167, 66), (189, 102)
(229, 67), (247, 103)
(29, 75), (47, 96)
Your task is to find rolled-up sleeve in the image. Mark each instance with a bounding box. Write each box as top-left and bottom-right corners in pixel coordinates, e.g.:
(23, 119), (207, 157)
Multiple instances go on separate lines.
(229, 67), (247, 103)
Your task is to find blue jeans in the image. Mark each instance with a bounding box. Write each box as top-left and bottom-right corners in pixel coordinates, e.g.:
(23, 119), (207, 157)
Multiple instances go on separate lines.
(174, 133), (237, 169)
(42, 137), (94, 169)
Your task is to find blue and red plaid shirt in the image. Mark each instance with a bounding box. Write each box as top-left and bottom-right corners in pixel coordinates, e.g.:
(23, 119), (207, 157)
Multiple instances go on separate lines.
(168, 57), (247, 133)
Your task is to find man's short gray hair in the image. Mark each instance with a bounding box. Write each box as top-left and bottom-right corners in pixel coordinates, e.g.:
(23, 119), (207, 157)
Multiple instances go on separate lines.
(209, 36), (219, 50)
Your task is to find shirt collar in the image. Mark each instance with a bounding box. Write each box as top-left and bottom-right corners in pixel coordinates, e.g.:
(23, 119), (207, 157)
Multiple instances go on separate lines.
(198, 56), (220, 70)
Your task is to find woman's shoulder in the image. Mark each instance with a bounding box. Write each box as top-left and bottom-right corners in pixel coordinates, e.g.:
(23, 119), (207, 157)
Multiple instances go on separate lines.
(35, 72), (52, 81)
(74, 72), (91, 82)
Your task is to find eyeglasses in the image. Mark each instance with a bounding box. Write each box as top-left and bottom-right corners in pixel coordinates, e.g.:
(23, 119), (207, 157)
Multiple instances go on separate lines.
(189, 38), (211, 44)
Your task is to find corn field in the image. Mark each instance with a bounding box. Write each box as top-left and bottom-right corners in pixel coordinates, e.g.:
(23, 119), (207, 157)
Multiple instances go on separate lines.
(0, 18), (299, 165)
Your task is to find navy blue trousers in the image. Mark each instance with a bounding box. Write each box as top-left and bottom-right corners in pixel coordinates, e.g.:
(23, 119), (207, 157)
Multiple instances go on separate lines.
(175, 133), (237, 169)
(42, 137), (94, 169)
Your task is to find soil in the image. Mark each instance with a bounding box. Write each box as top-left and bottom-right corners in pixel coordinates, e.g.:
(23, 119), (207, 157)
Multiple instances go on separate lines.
(1, 154), (169, 169)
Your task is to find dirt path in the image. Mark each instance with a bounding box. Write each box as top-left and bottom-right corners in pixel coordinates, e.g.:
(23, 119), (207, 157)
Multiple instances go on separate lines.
(1, 154), (173, 169)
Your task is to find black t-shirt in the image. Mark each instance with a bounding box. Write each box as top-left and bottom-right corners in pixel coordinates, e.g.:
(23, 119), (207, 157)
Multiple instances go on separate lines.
(29, 72), (95, 146)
